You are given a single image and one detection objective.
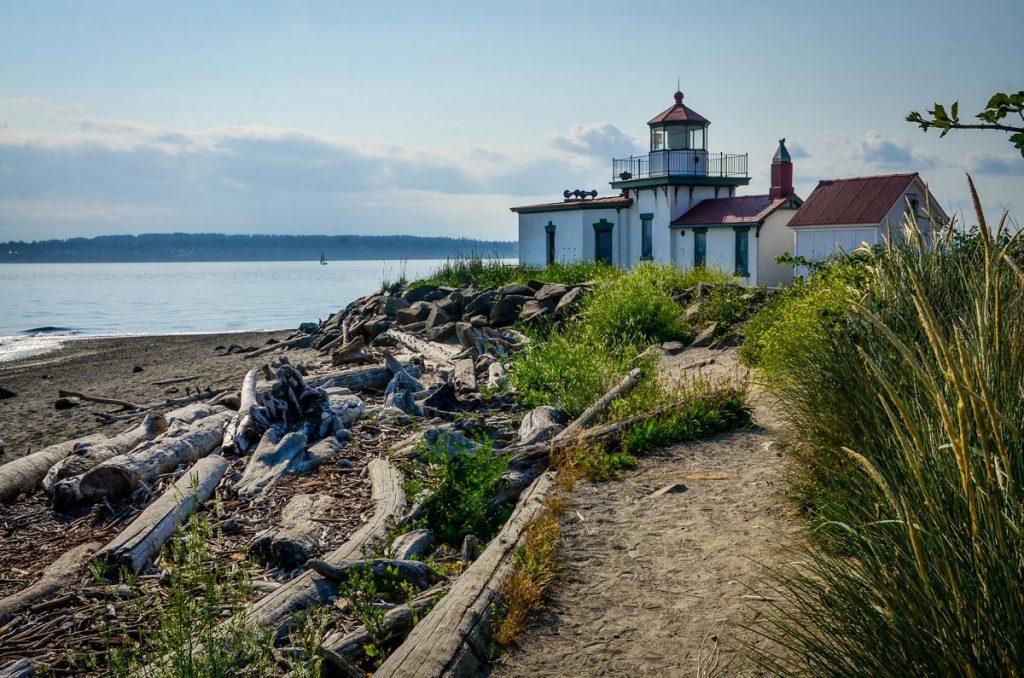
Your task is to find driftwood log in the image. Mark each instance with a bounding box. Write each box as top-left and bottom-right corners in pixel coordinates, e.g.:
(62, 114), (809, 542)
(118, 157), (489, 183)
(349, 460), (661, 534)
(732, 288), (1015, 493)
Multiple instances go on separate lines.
(235, 430), (308, 498)
(0, 542), (100, 625)
(389, 528), (435, 560)
(516, 406), (565, 446)
(453, 358), (477, 394)
(236, 458), (406, 641)
(57, 389), (140, 410)
(42, 413), (168, 496)
(0, 433), (106, 503)
(63, 410), (232, 506)
(486, 361), (507, 390)
(308, 558), (444, 592)
(222, 369), (265, 455)
(319, 584), (450, 669)
(554, 367), (642, 442)
(0, 659), (34, 678)
(308, 363), (423, 393)
(375, 472), (556, 677)
(243, 334), (312, 359)
(94, 455), (230, 575)
(251, 493), (334, 568)
(384, 329), (459, 368)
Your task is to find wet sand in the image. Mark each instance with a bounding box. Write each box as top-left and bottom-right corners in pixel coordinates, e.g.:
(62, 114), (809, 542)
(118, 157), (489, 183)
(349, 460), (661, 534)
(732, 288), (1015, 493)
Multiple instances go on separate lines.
(0, 331), (300, 463)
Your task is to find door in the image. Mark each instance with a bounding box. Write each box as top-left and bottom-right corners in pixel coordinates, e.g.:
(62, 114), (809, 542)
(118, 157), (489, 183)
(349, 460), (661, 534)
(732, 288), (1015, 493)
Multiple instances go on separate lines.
(595, 229), (613, 264)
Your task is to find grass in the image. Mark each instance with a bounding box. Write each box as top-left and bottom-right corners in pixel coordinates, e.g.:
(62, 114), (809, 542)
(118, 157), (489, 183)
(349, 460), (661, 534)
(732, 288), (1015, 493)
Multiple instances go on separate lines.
(493, 495), (566, 646)
(418, 441), (510, 545)
(80, 509), (275, 677)
(411, 255), (614, 290)
(748, 180), (1024, 674)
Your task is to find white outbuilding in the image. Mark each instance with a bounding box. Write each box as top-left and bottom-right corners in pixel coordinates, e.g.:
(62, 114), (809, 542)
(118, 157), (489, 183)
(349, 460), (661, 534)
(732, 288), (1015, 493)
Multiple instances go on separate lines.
(787, 172), (949, 266)
(512, 90), (803, 286)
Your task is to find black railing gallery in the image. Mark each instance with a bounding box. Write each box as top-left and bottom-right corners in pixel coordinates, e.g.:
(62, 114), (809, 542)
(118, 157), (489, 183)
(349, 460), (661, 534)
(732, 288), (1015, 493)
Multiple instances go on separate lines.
(612, 150), (748, 181)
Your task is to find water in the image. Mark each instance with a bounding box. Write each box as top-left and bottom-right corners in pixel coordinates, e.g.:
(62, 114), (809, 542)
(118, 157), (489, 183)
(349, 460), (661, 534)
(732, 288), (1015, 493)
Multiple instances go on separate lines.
(0, 260), (454, 361)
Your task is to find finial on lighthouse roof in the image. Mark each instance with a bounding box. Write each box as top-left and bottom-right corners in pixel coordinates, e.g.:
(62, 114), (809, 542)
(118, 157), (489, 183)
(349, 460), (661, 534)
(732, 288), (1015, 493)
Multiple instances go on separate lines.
(674, 89), (684, 105)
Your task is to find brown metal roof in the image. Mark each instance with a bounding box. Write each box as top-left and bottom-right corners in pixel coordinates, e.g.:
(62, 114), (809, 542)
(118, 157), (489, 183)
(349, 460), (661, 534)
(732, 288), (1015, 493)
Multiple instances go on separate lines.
(672, 195), (792, 227)
(648, 91), (710, 126)
(510, 195), (633, 214)
(788, 173), (917, 227)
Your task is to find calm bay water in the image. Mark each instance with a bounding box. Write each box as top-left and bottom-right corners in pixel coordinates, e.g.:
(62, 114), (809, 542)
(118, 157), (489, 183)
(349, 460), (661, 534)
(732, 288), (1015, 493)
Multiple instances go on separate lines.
(0, 260), (455, 360)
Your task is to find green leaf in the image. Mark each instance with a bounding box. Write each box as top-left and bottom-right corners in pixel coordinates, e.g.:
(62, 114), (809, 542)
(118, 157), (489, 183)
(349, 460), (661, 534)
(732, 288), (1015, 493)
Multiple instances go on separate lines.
(933, 103), (948, 122)
(987, 92), (1011, 109)
(1010, 132), (1024, 157)
(950, 100), (959, 122)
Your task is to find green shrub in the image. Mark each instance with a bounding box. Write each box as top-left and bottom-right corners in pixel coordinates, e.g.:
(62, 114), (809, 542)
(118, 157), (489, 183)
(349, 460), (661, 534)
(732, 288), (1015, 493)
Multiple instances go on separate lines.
(421, 442), (510, 544)
(697, 284), (755, 327)
(621, 387), (751, 455)
(584, 263), (692, 347)
(752, 192), (1024, 675)
(412, 255), (615, 290)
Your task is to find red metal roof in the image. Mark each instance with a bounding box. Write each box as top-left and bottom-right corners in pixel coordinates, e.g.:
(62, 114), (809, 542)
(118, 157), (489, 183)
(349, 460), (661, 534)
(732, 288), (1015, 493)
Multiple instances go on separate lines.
(672, 195), (790, 227)
(510, 195), (633, 214)
(788, 173), (917, 227)
(648, 91), (710, 126)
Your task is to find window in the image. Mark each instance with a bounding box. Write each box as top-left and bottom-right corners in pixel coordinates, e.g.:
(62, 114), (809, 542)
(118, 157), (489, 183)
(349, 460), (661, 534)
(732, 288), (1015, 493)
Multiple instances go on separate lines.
(690, 127), (706, 150)
(640, 214), (653, 259)
(545, 222), (556, 265)
(693, 229), (707, 267)
(907, 193), (920, 213)
(651, 128), (665, 151)
(734, 227), (750, 277)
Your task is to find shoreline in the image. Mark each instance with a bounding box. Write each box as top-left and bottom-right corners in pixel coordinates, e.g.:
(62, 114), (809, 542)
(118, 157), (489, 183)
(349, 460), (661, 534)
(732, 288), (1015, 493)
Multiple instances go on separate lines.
(0, 330), (314, 463)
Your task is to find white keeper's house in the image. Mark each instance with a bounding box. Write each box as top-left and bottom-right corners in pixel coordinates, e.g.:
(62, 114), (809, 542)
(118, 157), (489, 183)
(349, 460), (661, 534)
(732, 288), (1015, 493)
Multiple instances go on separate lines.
(511, 89), (803, 287)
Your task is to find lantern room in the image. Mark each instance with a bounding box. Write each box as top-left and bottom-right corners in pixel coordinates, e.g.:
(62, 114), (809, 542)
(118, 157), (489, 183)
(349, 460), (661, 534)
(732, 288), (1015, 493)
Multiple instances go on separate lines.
(648, 90), (709, 151)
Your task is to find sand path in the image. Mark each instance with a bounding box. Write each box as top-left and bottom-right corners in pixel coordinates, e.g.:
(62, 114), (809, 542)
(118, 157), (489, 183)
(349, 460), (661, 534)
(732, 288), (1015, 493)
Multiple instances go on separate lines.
(489, 348), (797, 677)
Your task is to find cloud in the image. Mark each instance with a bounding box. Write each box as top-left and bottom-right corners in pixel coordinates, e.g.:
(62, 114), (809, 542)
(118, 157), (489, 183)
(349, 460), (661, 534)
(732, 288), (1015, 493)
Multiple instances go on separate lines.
(548, 123), (643, 158)
(966, 151), (1024, 176)
(786, 140), (810, 159)
(852, 130), (940, 169)
(0, 104), (611, 241)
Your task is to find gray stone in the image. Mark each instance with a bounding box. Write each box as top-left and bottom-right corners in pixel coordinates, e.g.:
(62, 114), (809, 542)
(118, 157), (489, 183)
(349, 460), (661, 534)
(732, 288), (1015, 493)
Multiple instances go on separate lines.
(395, 301), (433, 326)
(661, 340), (686, 355)
(498, 283), (535, 298)
(426, 322), (456, 342)
(555, 286), (586, 317)
(464, 290), (494, 316)
(382, 296), (411, 319)
(54, 396), (81, 410)
(526, 279), (546, 291)
(389, 529), (435, 560)
(690, 322), (720, 348)
(297, 321), (319, 335)
(437, 290), (464, 317)
(534, 283), (569, 303)
(469, 314), (489, 328)
(403, 285), (439, 303)
(489, 294), (531, 326)
(424, 305), (452, 330)
(519, 299), (554, 323)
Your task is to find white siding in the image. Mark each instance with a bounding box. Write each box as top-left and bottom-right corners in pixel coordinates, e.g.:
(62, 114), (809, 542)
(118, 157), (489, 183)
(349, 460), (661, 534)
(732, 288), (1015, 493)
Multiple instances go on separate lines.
(517, 207), (627, 267)
(757, 208), (798, 287)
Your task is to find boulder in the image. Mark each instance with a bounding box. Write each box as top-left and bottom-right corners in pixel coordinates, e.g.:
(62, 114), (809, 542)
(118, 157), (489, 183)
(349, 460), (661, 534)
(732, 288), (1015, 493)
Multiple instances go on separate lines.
(555, 286), (586, 317)
(534, 283), (568, 303)
(395, 301), (433, 326)
(403, 285), (439, 303)
(382, 296), (411, 319)
(328, 394), (365, 427)
(389, 529), (435, 560)
(498, 283), (535, 298)
(690, 322), (721, 348)
(54, 396), (81, 410)
(526, 279), (546, 291)
(464, 290), (494, 316)
(469, 315), (489, 328)
(517, 406), (566, 445)
(423, 382), (463, 412)
(437, 291), (464, 317)
(683, 302), (702, 322)
(424, 305), (452, 330)
(426, 322), (456, 342)
(364, 318), (392, 339)
(490, 294), (531, 327)
(661, 340), (686, 355)
(298, 322), (319, 335)
(519, 299), (554, 323)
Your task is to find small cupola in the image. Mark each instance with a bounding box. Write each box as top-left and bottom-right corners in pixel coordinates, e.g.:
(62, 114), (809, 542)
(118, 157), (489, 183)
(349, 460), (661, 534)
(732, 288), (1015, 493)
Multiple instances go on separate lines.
(770, 138), (794, 199)
(647, 89), (710, 152)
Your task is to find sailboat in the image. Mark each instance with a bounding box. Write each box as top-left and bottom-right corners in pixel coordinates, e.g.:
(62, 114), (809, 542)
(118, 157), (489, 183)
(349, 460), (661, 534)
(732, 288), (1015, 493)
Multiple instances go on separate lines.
(320, 250), (328, 266)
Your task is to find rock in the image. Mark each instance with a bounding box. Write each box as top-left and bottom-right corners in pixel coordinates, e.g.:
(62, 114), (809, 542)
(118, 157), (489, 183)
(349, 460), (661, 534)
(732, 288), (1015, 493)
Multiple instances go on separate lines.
(395, 301), (433, 326)
(336, 457), (354, 468)
(464, 290), (494, 317)
(426, 322), (456, 342)
(132, 365), (144, 373)
(298, 321), (320, 335)
(423, 428), (480, 457)
(683, 302), (702, 322)
(555, 286), (586, 317)
(403, 285), (439, 303)
(364, 318), (392, 339)
(424, 305), (452, 330)
(335, 429), (353, 443)
(498, 283), (535, 298)
(534, 283), (568, 303)
(469, 315), (489, 328)
(437, 291), (464, 317)
(461, 534), (481, 561)
(389, 529), (435, 560)
(690, 322), (720, 348)
(0, 388), (17, 400)
(489, 294), (531, 327)
(518, 406), (566, 445)
(526, 279), (546, 291)
(423, 382), (463, 412)
(314, 330), (341, 350)
(400, 320), (428, 334)
(382, 296), (411, 319)
(54, 396), (81, 410)
(328, 394), (365, 426)
(661, 340), (686, 355)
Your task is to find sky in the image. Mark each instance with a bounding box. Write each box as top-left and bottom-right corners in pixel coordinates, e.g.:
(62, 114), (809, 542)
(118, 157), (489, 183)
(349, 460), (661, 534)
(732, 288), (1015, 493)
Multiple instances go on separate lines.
(1, 0), (1021, 243)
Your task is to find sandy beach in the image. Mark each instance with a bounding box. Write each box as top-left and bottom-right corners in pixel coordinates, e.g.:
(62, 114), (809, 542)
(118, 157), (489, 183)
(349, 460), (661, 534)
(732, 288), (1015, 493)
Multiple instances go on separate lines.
(0, 331), (299, 463)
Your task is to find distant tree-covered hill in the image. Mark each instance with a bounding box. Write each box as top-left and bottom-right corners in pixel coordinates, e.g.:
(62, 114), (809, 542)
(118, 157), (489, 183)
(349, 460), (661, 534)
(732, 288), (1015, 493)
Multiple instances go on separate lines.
(0, 233), (517, 263)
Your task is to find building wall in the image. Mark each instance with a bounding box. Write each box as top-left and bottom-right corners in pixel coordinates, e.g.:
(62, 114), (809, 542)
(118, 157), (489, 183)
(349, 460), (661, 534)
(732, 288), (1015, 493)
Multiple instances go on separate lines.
(622, 185), (723, 266)
(757, 208), (799, 287)
(517, 208), (627, 267)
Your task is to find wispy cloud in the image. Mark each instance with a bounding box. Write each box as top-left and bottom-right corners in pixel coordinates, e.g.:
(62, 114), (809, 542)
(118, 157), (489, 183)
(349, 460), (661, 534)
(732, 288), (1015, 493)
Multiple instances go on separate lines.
(548, 123), (643, 158)
(852, 130), (940, 169)
(966, 151), (1024, 176)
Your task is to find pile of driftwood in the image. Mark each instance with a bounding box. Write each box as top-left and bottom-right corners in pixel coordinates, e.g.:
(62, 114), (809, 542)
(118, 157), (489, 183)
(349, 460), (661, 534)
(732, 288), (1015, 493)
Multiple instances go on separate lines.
(0, 278), (717, 677)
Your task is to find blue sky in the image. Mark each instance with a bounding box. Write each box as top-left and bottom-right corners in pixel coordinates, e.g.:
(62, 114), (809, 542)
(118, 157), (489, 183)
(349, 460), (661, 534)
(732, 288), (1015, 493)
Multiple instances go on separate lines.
(1, 0), (1021, 241)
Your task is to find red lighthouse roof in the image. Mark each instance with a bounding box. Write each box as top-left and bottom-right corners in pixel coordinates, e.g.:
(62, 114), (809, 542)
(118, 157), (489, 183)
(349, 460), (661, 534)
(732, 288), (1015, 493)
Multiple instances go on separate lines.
(648, 90), (710, 126)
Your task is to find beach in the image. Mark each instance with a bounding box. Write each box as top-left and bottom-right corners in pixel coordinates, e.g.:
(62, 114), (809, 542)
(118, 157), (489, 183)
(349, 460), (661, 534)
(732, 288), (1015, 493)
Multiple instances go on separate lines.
(0, 331), (298, 462)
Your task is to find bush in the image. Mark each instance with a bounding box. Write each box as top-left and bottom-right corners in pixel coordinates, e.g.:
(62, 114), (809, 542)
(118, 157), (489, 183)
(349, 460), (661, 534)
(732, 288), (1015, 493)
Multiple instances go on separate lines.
(412, 255), (615, 290)
(696, 284), (755, 327)
(585, 263), (692, 347)
(752, 193), (1024, 674)
(421, 443), (510, 544)
(621, 386), (751, 455)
